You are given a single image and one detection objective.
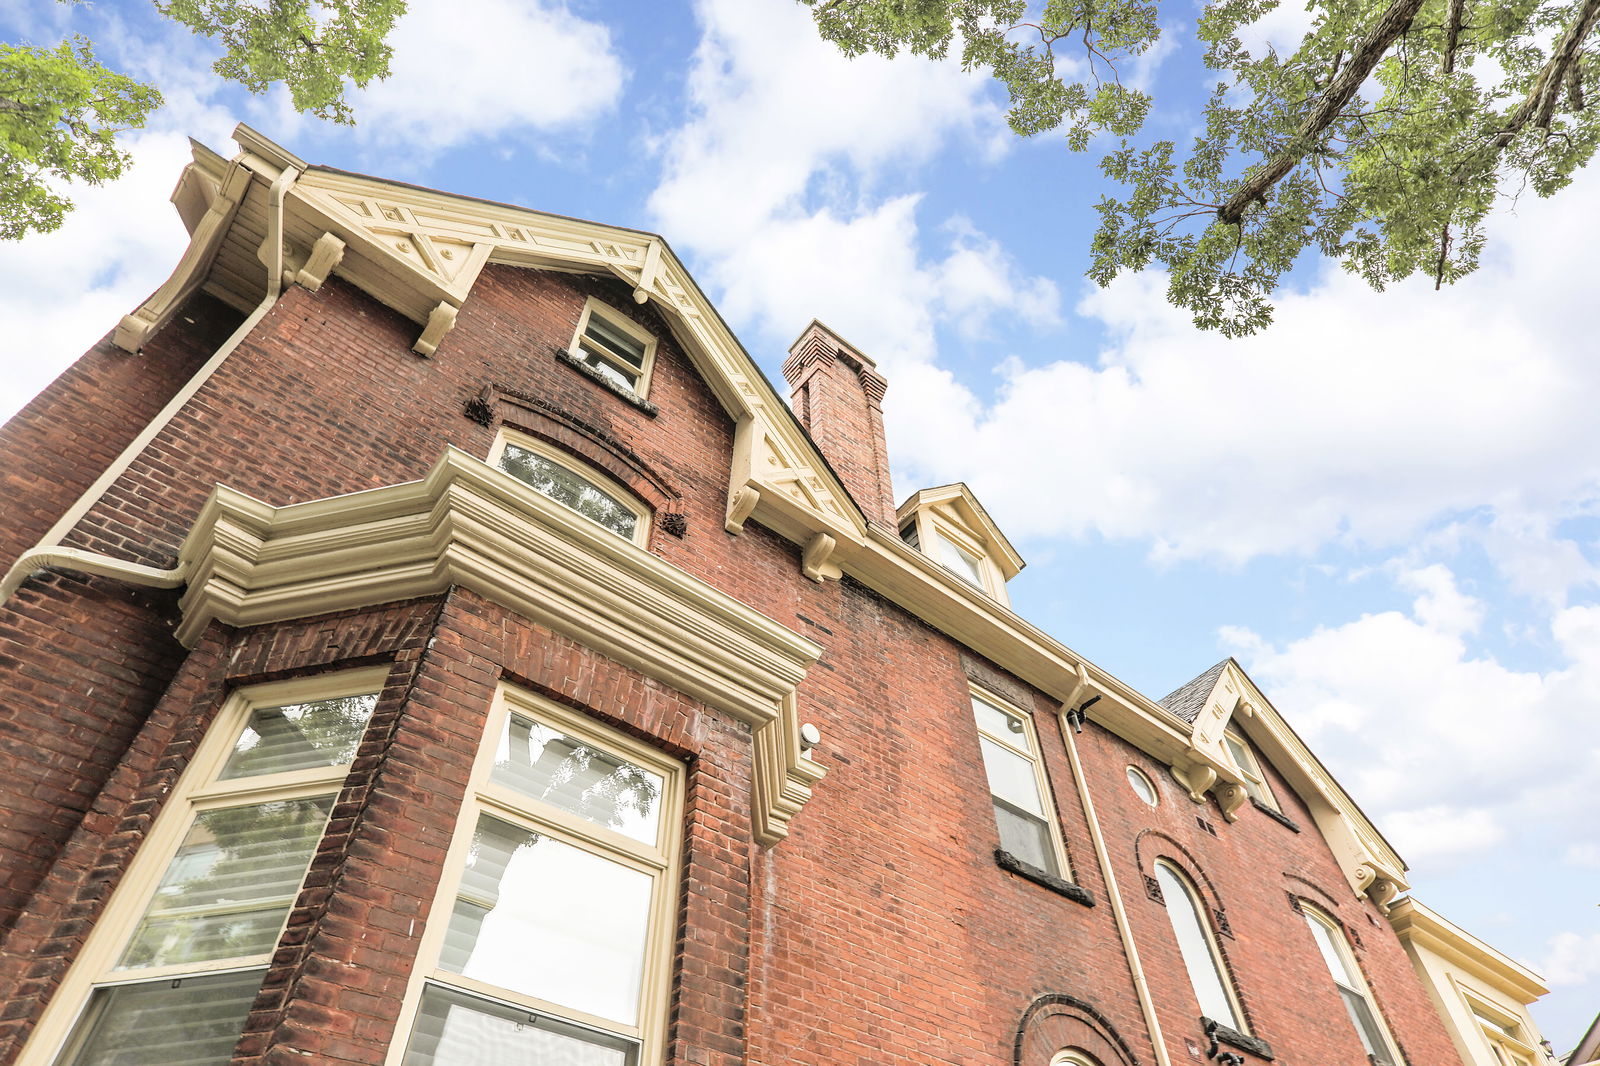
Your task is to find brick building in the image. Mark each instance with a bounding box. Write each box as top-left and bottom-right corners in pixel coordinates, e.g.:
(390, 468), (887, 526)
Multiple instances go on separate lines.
(0, 125), (1546, 1066)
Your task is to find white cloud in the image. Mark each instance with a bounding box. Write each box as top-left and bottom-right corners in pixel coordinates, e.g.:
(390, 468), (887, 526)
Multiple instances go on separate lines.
(0, 122), (235, 422)
(1562, 842), (1600, 869)
(647, 0), (1057, 385)
(1381, 805), (1507, 864)
(881, 161), (1600, 576)
(1540, 932), (1600, 986)
(650, 0), (1001, 250)
(348, 0), (624, 148)
(1220, 569), (1600, 869)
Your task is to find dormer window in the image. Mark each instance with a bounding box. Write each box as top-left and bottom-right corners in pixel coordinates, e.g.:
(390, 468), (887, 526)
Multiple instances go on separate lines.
(1223, 729), (1279, 811)
(895, 484), (1024, 605)
(570, 298), (656, 396)
(490, 431), (648, 545)
(933, 531), (985, 588)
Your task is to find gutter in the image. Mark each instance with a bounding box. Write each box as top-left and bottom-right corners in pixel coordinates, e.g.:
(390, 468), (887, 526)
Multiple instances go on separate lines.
(0, 147), (299, 608)
(1061, 664), (1175, 1066)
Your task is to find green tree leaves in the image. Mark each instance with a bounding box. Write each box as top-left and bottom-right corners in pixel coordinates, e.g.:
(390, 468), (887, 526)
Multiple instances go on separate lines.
(157, 0), (404, 124)
(0, 39), (160, 240)
(1, 1), (404, 240)
(803, 0), (1600, 333)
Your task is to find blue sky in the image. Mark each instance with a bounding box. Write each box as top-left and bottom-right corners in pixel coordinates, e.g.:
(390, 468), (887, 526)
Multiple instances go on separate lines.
(3, 0), (1597, 1051)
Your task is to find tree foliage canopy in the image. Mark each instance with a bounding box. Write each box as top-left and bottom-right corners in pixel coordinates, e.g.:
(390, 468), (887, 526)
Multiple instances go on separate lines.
(804, 0), (1600, 333)
(0, 0), (404, 241)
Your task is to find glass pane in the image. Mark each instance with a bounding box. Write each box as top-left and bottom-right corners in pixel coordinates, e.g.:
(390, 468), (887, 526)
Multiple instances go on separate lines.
(404, 985), (634, 1066)
(978, 737), (1046, 817)
(220, 693), (377, 779)
(972, 697), (1029, 753)
(583, 316), (646, 369)
(1155, 864), (1239, 1029)
(491, 713), (663, 845)
(1127, 767), (1158, 806)
(935, 533), (983, 586)
(1340, 986), (1392, 1063)
(441, 816), (652, 1025)
(63, 969), (263, 1066)
(994, 801), (1058, 875)
(118, 797), (333, 970)
(578, 346), (641, 391)
(497, 445), (638, 540)
(1304, 912), (1355, 984)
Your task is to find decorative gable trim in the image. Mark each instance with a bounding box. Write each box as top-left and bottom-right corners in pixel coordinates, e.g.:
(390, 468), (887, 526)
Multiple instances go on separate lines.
(1170, 660), (1409, 905)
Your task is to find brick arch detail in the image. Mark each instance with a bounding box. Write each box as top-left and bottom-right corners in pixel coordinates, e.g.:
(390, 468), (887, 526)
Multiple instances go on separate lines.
(1013, 993), (1140, 1066)
(1282, 872), (1344, 915)
(1132, 830), (1227, 915)
(1134, 833), (1264, 1036)
(474, 386), (685, 519)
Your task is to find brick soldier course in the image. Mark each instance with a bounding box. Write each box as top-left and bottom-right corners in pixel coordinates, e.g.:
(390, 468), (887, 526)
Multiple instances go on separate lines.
(0, 126), (1502, 1066)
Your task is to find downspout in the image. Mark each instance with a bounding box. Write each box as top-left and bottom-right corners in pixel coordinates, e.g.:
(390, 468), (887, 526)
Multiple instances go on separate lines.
(1061, 664), (1175, 1066)
(0, 160), (299, 607)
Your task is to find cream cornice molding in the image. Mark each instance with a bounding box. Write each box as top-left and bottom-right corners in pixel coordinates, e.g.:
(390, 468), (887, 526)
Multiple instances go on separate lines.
(1389, 899), (1549, 1002)
(175, 447), (826, 847)
(129, 128), (1405, 875)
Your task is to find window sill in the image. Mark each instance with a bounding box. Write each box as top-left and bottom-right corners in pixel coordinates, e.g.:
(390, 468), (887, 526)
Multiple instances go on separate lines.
(555, 348), (659, 416)
(994, 849), (1095, 907)
(1250, 797), (1301, 833)
(1203, 1018), (1275, 1061)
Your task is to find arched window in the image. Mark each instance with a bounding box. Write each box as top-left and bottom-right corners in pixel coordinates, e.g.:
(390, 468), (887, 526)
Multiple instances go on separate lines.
(1050, 1051), (1101, 1066)
(1303, 906), (1400, 1066)
(1154, 862), (1243, 1031)
(490, 431), (648, 545)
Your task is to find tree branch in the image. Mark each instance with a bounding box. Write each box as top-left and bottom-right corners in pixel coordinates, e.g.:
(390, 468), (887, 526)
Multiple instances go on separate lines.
(1442, 0), (1465, 72)
(1217, 0), (1427, 225)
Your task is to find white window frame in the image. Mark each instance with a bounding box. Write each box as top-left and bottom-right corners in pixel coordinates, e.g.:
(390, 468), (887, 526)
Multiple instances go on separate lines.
(488, 428), (650, 546)
(1465, 992), (1540, 1066)
(1155, 860), (1248, 1033)
(971, 688), (1071, 880)
(385, 683), (682, 1066)
(1303, 905), (1403, 1066)
(1222, 728), (1279, 811)
(20, 668), (387, 1066)
(1126, 765), (1159, 807)
(569, 297), (658, 398)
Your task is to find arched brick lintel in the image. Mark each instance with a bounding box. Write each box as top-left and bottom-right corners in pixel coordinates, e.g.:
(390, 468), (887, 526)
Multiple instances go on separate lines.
(1014, 993), (1141, 1066)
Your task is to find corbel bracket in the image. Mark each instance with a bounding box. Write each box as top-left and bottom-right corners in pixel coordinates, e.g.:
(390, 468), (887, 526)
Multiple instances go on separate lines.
(801, 532), (841, 582)
(1354, 862), (1401, 912)
(1170, 755), (1219, 804)
(413, 301), (459, 357)
(725, 484), (760, 534)
(294, 232), (346, 291)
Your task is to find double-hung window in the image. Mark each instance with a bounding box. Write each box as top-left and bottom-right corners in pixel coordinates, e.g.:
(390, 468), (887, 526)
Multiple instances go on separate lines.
(971, 691), (1068, 879)
(570, 299), (656, 396)
(1222, 729), (1278, 811)
(1155, 861), (1245, 1033)
(1303, 906), (1400, 1066)
(392, 685), (681, 1066)
(489, 431), (648, 545)
(29, 671), (383, 1066)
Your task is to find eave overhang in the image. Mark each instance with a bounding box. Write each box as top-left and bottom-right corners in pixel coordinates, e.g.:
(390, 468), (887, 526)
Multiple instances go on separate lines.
(1389, 898), (1549, 1003)
(121, 126), (1410, 879)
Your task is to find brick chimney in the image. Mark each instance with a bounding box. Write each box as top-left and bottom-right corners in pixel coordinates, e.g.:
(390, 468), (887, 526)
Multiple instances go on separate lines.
(782, 321), (895, 526)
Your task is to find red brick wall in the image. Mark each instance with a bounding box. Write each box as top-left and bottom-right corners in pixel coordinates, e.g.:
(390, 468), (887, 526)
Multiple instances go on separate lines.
(0, 265), (1466, 1066)
(0, 295), (240, 574)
